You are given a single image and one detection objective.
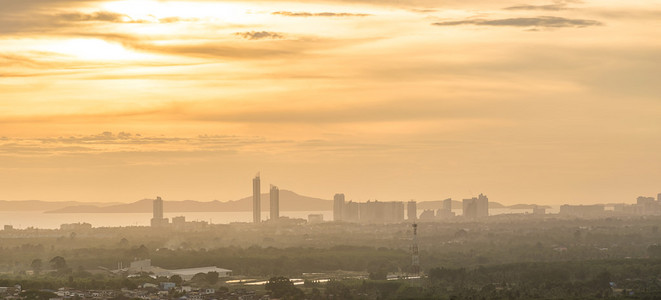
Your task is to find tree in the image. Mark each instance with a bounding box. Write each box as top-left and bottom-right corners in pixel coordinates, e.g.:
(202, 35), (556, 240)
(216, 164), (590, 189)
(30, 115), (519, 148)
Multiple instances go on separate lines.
(191, 273), (207, 284)
(170, 275), (183, 285)
(49, 256), (67, 271)
(265, 277), (304, 299)
(31, 259), (43, 275)
(326, 280), (352, 300)
(206, 272), (219, 285)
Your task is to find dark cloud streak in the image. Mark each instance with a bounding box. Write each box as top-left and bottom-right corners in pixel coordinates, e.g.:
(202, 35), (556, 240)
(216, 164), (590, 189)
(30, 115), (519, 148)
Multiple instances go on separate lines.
(432, 16), (602, 28)
(235, 31), (284, 40)
(56, 11), (128, 22)
(504, 4), (567, 11)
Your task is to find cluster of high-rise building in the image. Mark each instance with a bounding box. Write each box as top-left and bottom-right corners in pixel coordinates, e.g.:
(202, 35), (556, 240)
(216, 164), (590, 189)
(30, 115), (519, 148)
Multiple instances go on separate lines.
(559, 193), (661, 217)
(333, 193), (405, 223)
(611, 193), (661, 215)
(252, 173), (280, 223)
(417, 198), (456, 221)
(415, 196), (490, 221)
(150, 196), (209, 229)
(462, 194), (489, 219)
(335, 193), (491, 223)
(149, 174), (498, 226)
(559, 204), (606, 217)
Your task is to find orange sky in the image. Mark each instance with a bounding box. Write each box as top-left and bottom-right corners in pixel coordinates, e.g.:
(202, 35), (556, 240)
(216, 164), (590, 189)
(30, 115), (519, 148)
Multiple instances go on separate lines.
(1, 0), (660, 204)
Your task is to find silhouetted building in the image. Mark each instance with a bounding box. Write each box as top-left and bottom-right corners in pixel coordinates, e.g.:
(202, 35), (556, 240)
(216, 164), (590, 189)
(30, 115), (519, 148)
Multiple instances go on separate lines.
(270, 185), (279, 221)
(658, 193), (661, 202)
(442, 198), (452, 211)
(637, 196), (659, 213)
(172, 216), (185, 227)
(333, 193), (345, 221)
(344, 201), (360, 222)
(253, 174), (260, 223)
(559, 204), (605, 217)
(359, 200), (405, 223)
(419, 209), (435, 220)
(60, 222), (92, 231)
(407, 200), (417, 222)
(637, 196), (656, 205)
(532, 205), (546, 215)
(337, 200), (404, 223)
(151, 196), (168, 227)
(438, 198), (455, 218)
(308, 214), (324, 223)
(127, 259), (232, 280)
(154, 196), (163, 219)
(463, 194), (488, 219)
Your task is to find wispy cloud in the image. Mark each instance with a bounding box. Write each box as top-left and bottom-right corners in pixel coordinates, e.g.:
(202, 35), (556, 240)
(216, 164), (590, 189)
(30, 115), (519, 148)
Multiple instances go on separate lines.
(56, 11), (129, 22)
(0, 132), (266, 156)
(432, 16), (602, 28)
(272, 11), (370, 17)
(235, 31), (284, 40)
(504, 4), (568, 11)
(54, 11), (199, 24)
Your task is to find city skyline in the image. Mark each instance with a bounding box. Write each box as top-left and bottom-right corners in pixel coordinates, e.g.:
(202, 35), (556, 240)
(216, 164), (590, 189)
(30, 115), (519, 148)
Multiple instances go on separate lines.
(1, 0), (659, 205)
(1, 0), (659, 296)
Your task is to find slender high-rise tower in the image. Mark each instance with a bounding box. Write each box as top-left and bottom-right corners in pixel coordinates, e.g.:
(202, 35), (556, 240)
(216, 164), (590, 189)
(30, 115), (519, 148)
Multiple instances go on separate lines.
(411, 223), (420, 274)
(151, 196), (166, 227)
(253, 173), (261, 223)
(333, 193), (345, 221)
(154, 196), (163, 220)
(270, 185), (279, 221)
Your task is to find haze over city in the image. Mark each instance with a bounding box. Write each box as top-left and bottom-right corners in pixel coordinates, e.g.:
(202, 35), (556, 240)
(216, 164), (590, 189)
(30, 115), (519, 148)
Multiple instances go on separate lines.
(1, 0), (660, 205)
(2, 1), (661, 298)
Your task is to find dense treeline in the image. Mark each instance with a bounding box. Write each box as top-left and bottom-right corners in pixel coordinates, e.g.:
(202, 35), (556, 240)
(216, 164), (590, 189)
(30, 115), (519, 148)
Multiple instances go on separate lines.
(3, 216), (661, 298)
(4, 216), (661, 276)
(3, 257), (661, 298)
(152, 246), (409, 276)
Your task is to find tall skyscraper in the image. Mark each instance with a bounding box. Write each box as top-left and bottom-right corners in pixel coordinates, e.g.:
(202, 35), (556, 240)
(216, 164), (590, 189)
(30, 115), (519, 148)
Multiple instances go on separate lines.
(407, 200), (417, 222)
(154, 196), (163, 220)
(477, 193), (489, 217)
(333, 193), (345, 221)
(462, 198), (477, 219)
(442, 198), (452, 211)
(253, 173), (261, 223)
(270, 185), (279, 221)
(151, 196), (168, 227)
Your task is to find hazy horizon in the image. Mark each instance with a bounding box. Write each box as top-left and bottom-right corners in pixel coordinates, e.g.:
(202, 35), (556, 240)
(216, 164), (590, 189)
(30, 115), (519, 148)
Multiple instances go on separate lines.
(1, 0), (659, 205)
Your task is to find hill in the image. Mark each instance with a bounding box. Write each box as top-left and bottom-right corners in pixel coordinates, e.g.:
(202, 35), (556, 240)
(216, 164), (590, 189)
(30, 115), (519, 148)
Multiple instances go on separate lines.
(45, 190), (331, 213)
(0, 200), (121, 211)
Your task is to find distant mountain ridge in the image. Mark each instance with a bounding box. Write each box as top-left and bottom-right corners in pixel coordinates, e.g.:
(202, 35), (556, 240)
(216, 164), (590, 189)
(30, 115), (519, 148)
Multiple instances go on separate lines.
(1, 194), (551, 213)
(45, 190), (332, 213)
(0, 200), (121, 212)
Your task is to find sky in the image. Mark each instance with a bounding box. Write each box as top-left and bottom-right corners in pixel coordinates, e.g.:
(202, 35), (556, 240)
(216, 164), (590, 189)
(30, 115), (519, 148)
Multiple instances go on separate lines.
(1, 0), (660, 205)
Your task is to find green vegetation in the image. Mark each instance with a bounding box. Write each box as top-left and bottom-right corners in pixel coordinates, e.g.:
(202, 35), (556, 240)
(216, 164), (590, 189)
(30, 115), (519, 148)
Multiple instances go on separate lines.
(2, 216), (661, 298)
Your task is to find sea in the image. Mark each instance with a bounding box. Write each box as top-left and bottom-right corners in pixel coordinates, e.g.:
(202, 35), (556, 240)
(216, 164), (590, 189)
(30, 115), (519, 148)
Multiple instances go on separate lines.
(0, 207), (560, 229)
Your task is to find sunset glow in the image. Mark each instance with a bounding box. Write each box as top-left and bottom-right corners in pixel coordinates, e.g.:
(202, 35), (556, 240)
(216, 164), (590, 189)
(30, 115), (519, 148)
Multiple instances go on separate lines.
(0, 0), (659, 204)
